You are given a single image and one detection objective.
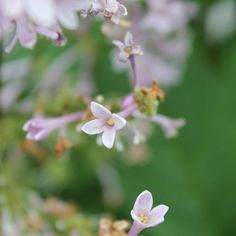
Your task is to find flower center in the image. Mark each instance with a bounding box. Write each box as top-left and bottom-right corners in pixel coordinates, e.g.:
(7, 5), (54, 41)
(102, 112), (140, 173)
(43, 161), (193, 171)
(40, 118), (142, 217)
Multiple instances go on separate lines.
(106, 117), (115, 126)
(138, 214), (149, 224)
(124, 46), (132, 55)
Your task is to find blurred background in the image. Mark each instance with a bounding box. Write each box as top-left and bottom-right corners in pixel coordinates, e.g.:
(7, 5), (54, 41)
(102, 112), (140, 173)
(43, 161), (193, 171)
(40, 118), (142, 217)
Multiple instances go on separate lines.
(1, 0), (236, 235)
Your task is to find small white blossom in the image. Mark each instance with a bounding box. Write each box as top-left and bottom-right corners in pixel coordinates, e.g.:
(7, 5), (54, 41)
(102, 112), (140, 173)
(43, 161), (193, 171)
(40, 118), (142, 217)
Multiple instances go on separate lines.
(113, 32), (143, 62)
(81, 102), (126, 149)
(128, 190), (169, 236)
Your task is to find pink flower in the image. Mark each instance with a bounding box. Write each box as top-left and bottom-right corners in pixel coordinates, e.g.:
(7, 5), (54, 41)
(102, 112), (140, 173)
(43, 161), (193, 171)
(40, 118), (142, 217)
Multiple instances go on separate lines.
(81, 102), (126, 149)
(23, 112), (83, 141)
(128, 190), (169, 236)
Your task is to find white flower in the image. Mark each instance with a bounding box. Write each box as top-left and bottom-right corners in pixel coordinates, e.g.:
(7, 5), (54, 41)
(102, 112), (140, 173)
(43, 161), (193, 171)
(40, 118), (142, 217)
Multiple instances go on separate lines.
(81, 102), (126, 149)
(128, 190), (169, 236)
(113, 32), (143, 63)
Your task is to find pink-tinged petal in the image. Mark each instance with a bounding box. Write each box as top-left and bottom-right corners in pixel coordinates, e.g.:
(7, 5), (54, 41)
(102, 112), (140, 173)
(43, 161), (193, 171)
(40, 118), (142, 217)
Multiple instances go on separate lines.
(102, 127), (116, 149)
(130, 210), (146, 228)
(112, 114), (126, 130)
(81, 119), (104, 135)
(119, 51), (129, 62)
(57, 6), (79, 30)
(119, 4), (128, 16)
(133, 190), (153, 214)
(3, 0), (23, 18)
(26, 0), (56, 27)
(16, 18), (37, 49)
(111, 13), (120, 24)
(148, 205), (169, 227)
(124, 32), (133, 46)
(23, 120), (32, 131)
(90, 102), (111, 119)
(112, 40), (125, 51)
(34, 129), (49, 141)
(5, 35), (18, 53)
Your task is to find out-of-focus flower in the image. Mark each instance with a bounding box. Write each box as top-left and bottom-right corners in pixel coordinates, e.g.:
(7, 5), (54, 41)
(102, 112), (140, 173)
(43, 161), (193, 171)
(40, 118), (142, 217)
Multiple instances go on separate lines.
(81, 102), (126, 149)
(45, 197), (76, 219)
(86, 0), (128, 24)
(23, 112), (84, 141)
(134, 112), (186, 138)
(205, 0), (236, 42)
(113, 32), (143, 62)
(128, 190), (169, 236)
(0, 0), (83, 52)
(143, 0), (197, 34)
(99, 218), (130, 236)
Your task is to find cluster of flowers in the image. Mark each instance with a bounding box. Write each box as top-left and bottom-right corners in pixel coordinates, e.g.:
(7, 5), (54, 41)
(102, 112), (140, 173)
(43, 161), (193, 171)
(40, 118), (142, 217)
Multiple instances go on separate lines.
(0, 0), (196, 150)
(2, 189), (168, 236)
(0, 0), (127, 52)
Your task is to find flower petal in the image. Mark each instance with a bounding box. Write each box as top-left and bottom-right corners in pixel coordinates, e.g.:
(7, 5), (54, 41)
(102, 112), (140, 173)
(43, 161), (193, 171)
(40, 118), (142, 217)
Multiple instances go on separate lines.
(124, 32), (133, 46)
(112, 114), (126, 130)
(81, 119), (104, 135)
(26, 0), (56, 27)
(148, 205), (169, 227)
(57, 5), (79, 30)
(133, 190), (153, 214)
(112, 40), (125, 51)
(90, 102), (111, 119)
(102, 127), (116, 149)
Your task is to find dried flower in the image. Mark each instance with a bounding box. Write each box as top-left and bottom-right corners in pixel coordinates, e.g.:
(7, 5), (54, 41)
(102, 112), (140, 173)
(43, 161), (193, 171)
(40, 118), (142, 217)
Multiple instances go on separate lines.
(99, 218), (130, 236)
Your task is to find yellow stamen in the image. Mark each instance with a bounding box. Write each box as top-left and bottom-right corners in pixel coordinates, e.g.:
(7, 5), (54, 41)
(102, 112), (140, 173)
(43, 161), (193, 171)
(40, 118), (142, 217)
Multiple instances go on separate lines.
(138, 214), (149, 224)
(124, 46), (132, 55)
(106, 118), (115, 126)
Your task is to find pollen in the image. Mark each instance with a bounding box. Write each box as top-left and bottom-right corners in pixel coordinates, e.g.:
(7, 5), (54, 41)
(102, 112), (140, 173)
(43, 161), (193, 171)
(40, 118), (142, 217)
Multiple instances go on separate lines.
(106, 117), (115, 126)
(124, 46), (132, 55)
(138, 214), (149, 224)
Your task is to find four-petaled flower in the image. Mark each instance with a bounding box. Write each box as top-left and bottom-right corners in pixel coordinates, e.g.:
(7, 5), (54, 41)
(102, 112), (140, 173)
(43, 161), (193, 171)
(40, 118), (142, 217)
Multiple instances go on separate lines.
(128, 190), (169, 236)
(81, 101), (126, 149)
(113, 32), (143, 62)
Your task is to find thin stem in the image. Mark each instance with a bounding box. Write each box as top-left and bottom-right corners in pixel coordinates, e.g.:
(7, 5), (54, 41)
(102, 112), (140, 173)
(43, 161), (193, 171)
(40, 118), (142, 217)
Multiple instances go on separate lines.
(129, 54), (138, 89)
(118, 104), (136, 118)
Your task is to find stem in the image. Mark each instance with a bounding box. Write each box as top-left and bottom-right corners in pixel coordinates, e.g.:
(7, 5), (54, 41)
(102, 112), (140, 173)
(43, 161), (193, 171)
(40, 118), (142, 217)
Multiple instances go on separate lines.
(128, 222), (142, 236)
(129, 55), (138, 89)
(49, 111), (84, 129)
(118, 104), (136, 118)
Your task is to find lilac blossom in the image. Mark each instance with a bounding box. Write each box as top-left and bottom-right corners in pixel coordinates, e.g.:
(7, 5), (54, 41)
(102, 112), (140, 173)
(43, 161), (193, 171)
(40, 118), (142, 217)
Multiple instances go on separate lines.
(0, 0), (83, 52)
(128, 190), (169, 236)
(134, 111), (186, 138)
(82, 0), (128, 24)
(81, 102), (126, 149)
(23, 112), (84, 141)
(112, 32), (143, 63)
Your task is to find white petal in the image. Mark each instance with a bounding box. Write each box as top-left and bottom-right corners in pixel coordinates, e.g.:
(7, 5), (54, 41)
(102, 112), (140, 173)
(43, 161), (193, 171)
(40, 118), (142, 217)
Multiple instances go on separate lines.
(57, 6), (79, 29)
(112, 40), (125, 51)
(112, 114), (126, 130)
(133, 190), (153, 214)
(23, 120), (32, 131)
(124, 32), (133, 46)
(16, 18), (36, 49)
(118, 4), (128, 16)
(119, 52), (129, 62)
(148, 205), (169, 227)
(90, 102), (111, 119)
(81, 119), (104, 135)
(102, 127), (116, 149)
(34, 129), (49, 141)
(26, 0), (56, 27)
